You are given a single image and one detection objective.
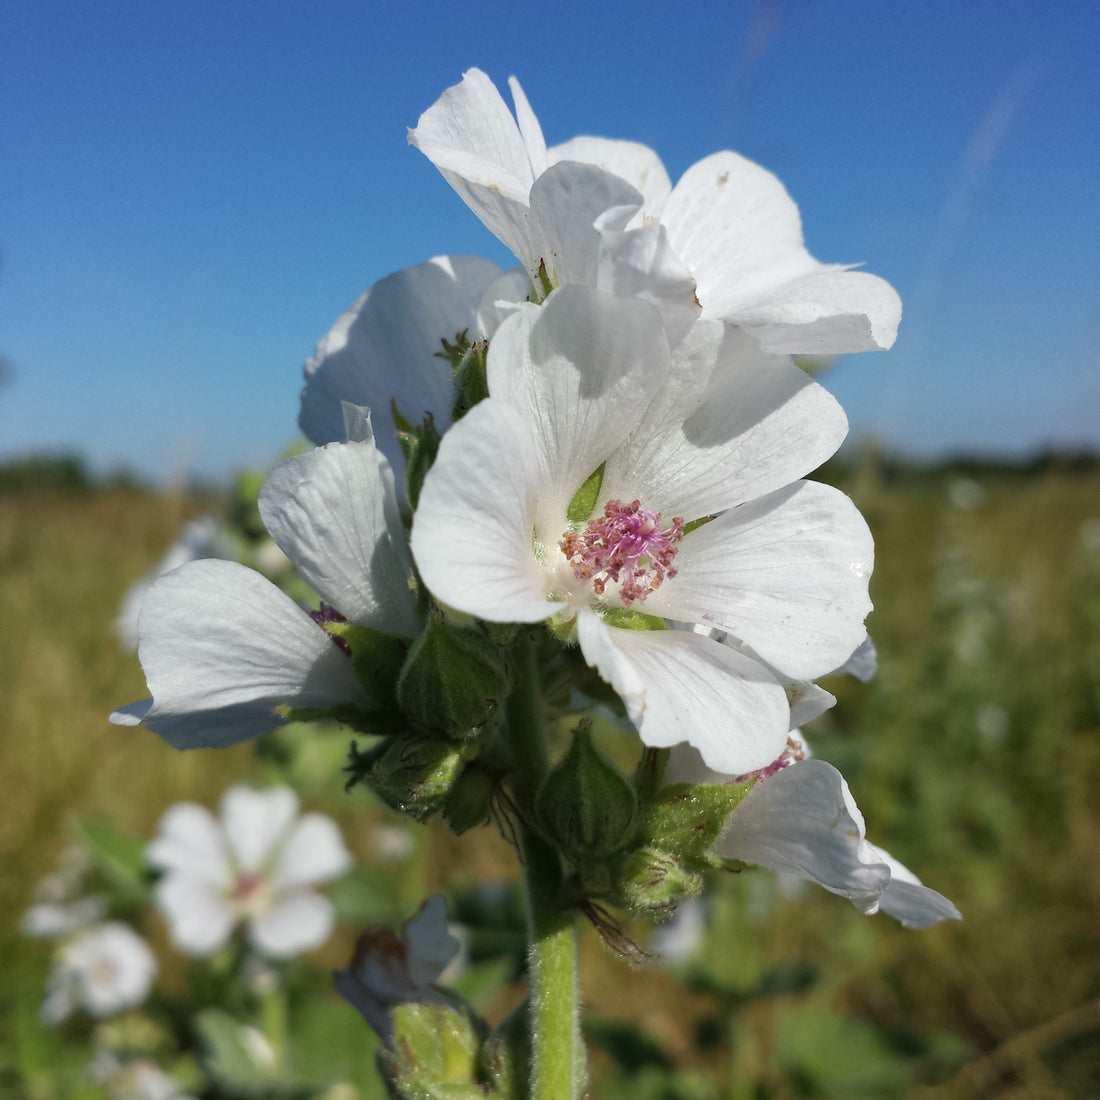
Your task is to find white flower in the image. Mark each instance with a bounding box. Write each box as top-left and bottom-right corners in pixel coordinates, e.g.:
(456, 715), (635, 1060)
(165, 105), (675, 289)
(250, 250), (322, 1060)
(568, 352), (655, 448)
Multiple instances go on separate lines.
(147, 785), (352, 958)
(334, 895), (460, 1042)
(412, 286), (871, 774)
(410, 69), (901, 354)
(298, 254), (530, 463)
(22, 847), (105, 939)
(91, 1052), (197, 1100)
(666, 740), (961, 928)
(40, 922), (157, 1024)
(111, 432), (416, 750)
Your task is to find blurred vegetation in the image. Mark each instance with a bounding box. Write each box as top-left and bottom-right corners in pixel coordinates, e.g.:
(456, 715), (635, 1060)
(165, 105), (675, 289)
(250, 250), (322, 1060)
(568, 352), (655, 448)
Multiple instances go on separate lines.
(2, 449), (1099, 1097)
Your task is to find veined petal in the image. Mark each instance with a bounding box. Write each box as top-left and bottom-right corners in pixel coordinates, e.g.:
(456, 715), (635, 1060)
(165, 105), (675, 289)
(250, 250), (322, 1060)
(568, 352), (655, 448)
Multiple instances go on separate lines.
(716, 760), (891, 906)
(487, 286), (670, 534)
(661, 151), (811, 315)
(271, 813), (352, 892)
(576, 614), (790, 774)
(864, 843), (962, 928)
(258, 442), (418, 637)
(650, 481), (873, 679)
(733, 269), (902, 354)
(411, 400), (557, 623)
(155, 874), (236, 956)
(298, 255), (503, 475)
(146, 803), (232, 889)
(114, 560), (367, 750)
(249, 891), (334, 958)
(409, 69), (544, 268)
(221, 786), (299, 873)
(549, 135), (671, 221)
(601, 321), (848, 519)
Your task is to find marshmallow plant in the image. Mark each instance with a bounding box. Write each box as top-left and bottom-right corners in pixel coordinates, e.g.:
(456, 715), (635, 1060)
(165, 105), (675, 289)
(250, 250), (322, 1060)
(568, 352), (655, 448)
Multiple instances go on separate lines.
(116, 70), (958, 1100)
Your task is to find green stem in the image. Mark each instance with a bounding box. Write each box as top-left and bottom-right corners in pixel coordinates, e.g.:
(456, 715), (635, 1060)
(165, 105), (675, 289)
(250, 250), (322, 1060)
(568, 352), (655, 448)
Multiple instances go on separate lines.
(506, 633), (582, 1100)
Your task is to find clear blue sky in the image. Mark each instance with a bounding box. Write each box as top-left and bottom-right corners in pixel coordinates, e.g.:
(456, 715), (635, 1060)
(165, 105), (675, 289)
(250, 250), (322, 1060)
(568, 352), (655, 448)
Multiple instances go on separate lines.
(2, 0), (1098, 481)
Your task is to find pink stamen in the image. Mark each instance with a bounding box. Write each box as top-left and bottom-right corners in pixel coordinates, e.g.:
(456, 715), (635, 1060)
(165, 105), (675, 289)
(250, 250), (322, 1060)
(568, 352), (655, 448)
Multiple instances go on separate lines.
(560, 499), (684, 607)
(732, 737), (807, 785)
(233, 871), (264, 900)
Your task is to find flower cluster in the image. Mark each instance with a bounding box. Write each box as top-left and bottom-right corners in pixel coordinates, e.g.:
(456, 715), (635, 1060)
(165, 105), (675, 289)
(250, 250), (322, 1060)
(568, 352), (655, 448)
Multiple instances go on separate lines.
(113, 67), (956, 945)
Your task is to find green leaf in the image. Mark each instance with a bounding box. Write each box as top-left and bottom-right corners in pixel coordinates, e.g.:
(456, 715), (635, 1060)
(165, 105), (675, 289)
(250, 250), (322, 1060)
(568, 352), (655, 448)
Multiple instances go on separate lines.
(73, 819), (149, 903)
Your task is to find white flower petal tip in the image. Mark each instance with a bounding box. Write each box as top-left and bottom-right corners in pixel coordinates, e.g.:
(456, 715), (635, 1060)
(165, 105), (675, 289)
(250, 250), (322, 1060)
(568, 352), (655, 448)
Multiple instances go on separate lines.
(865, 843), (962, 929)
(147, 786), (351, 959)
(334, 895), (461, 1042)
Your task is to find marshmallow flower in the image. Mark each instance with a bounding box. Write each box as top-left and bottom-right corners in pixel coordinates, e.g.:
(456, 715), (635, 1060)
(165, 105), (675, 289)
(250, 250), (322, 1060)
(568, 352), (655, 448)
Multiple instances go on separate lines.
(111, 431), (416, 750)
(147, 786), (353, 958)
(40, 922), (157, 1024)
(411, 68), (901, 354)
(412, 286), (873, 774)
(666, 741), (961, 928)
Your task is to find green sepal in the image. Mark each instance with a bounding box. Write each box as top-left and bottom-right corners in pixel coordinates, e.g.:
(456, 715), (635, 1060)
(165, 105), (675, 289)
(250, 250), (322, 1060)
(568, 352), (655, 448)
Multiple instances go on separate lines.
(397, 614), (511, 737)
(444, 333), (490, 422)
(535, 724), (638, 862)
(481, 1002), (530, 1100)
(404, 413), (441, 513)
(352, 735), (470, 821)
(443, 764), (497, 836)
(599, 607), (668, 631)
(632, 748), (670, 805)
(565, 463), (605, 525)
(379, 1000), (488, 1100)
(391, 400), (418, 467)
(637, 781), (753, 864)
(323, 621), (409, 706)
(611, 846), (702, 919)
(531, 259), (556, 303)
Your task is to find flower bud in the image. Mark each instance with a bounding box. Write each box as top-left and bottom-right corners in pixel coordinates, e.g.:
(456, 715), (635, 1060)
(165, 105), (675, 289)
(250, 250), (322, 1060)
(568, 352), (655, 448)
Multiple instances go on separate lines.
(613, 846), (702, 919)
(361, 736), (468, 821)
(397, 615), (510, 738)
(379, 1001), (487, 1100)
(443, 764), (496, 836)
(535, 724), (638, 863)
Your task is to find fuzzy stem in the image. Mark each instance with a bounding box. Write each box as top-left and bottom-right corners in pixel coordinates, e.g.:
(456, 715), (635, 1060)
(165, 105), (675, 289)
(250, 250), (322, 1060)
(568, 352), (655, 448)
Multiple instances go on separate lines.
(506, 633), (582, 1100)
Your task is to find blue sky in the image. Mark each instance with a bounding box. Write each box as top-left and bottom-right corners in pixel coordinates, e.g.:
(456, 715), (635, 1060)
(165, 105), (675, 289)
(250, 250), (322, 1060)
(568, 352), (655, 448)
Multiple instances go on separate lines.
(2, 0), (1098, 481)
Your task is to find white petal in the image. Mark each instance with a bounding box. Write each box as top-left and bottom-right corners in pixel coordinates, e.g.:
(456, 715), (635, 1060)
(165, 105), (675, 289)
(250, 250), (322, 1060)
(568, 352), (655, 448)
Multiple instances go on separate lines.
(733, 269), (902, 354)
(249, 891), (334, 958)
(831, 635), (878, 682)
(258, 442), (417, 636)
(718, 761), (890, 905)
(412, 398), (554, 623)
(221, 786), (299, 872)
(155, 874), (236, 956)
(507, 75), (548, 175)
(116, 559), (368, 750)
(576, 615), (790, 775)
(787, 680), (837, 728)
(487, 286), (670, 534)
(529, 161), (644, 285)
(146, 803), (232, 888)
(649, 481), (873, 679)
(405, 895), (462, 988)
(548, 135), (672, 220)
(601, 321), (848, 520)
(662, 151), (900, 352)
(475, 266), (534, 337)
(864, 843), (962, 928)
(298, 254), (504, 476)
(409, 70), (543, 268)
(271, 813), (352, 892)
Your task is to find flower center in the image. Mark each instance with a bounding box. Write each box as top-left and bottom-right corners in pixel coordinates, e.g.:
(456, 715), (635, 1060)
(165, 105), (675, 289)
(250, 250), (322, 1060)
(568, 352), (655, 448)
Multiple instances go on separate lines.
(228, 871), (272, 917)
(732, 736), (807, 785)
(560, 499), (684, 608)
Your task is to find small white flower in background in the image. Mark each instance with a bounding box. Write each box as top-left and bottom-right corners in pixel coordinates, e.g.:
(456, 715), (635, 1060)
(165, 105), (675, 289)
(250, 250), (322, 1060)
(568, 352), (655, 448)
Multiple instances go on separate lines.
(40, 922), (157, 1024)
(111, 423), (416, 751)
(412, 286), (872, 774)
(90, 1051), (196, 1100)
(334, 895), (461, 1043)
(22, 846), (105, 939)
(665, 737), (960, 928)
(411, 68), (901, 354)
(652, 896), (707, 964)
(146, 786), (352, 958)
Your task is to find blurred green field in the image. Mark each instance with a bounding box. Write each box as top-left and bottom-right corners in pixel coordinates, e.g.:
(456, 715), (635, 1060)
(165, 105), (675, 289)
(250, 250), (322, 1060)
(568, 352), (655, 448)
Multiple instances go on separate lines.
(2, 459), (1099, 1098)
